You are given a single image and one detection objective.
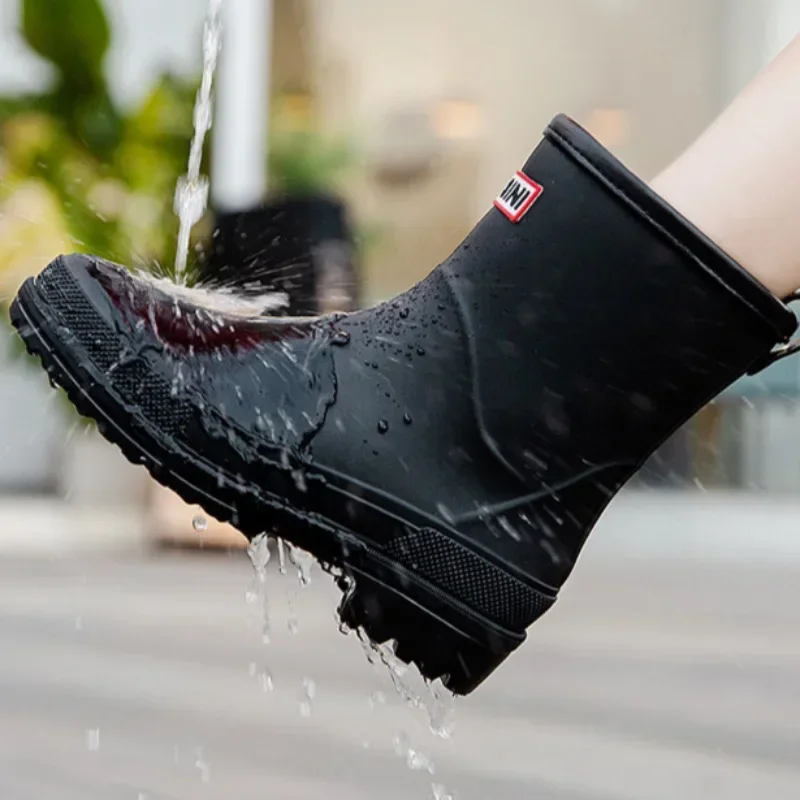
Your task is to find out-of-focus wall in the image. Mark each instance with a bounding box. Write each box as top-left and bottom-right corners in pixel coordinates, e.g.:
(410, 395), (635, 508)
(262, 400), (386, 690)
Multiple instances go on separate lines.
(721, 0), (800, 106)
(309, 0), (726, 301)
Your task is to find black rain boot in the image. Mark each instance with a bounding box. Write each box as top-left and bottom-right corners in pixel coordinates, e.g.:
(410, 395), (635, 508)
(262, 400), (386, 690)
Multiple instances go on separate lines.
(10, 114), (799, 695)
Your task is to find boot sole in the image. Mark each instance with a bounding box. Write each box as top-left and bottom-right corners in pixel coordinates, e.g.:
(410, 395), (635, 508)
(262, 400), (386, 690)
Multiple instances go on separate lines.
(10, 277), (527, 695)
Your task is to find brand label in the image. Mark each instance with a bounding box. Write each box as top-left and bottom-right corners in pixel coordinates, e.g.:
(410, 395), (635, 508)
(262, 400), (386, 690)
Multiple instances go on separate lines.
(493, 171), (543, 223)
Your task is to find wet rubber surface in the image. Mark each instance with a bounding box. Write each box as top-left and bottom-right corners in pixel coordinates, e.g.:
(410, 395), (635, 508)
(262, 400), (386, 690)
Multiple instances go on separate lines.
(1, 526), (800, 799)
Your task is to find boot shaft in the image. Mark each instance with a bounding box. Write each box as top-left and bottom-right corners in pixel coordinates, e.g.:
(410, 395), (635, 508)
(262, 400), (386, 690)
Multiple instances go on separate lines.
(443, 115), (796, 491)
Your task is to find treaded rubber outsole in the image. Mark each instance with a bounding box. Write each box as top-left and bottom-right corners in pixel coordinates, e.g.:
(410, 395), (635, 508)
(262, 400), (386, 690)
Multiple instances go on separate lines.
(9, 278), (525, 695)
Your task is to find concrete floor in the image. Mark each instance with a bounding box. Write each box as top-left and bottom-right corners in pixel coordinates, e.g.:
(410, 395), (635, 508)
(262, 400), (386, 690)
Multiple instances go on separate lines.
(1, 495), (800, 799)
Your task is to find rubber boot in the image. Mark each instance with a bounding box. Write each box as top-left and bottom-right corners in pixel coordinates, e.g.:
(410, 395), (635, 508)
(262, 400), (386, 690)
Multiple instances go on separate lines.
(10, 114), (799, 695)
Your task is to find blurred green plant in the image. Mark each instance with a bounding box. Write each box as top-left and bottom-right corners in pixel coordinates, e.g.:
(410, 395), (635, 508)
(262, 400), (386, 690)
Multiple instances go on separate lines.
(0, 0), (207, 305)
(268, 129), (356, 197)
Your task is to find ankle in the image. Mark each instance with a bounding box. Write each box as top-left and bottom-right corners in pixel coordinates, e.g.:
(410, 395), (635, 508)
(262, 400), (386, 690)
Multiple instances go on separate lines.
(651, 164), (800, 301)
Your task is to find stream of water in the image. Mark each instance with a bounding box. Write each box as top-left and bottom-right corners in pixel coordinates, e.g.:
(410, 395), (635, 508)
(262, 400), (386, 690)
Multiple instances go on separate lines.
(173, 0), (224, 283)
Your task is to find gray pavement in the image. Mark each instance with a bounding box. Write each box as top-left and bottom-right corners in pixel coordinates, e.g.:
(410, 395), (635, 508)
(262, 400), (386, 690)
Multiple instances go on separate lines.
(2, 495), (800, 798)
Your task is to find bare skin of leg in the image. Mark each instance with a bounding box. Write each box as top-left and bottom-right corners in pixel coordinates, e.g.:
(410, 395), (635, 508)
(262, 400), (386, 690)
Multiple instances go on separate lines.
(652, 34), (800, 300)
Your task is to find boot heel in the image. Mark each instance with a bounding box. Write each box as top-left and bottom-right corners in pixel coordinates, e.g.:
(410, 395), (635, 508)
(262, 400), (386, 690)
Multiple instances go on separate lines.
(337, 549), (535, 695)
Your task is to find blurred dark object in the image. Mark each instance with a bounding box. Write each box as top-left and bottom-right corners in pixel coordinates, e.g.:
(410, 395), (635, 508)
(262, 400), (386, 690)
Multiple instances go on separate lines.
(201, 112), (362, 315)
(202, 195), (360, 315)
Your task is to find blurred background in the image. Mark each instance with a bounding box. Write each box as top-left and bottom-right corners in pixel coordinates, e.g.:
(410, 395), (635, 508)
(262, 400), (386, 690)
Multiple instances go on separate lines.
(1, 0), (800, 798)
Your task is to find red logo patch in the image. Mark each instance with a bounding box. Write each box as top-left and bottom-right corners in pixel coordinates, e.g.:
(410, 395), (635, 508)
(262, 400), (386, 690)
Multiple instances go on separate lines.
(493, 171), (543, 223)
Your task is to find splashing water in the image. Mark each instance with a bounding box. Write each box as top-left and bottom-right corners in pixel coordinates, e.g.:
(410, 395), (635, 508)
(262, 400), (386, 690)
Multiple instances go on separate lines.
(277, 538), (287, 574)
(259, 667), (275, 693)
(173, 0), (224, 283)
(246, 534), (271, 644)
(239, 535), (459, 795)
(392, 731), (435, 774)
(287, 542), (314, 586)
(248, 660), (274, 692)
(194, 746), (211, 783)
(391, 730), (457, 800)
(368, 690), (386, 709)
(247, 533), (271, 576)
(298, 677), (316, 717)
(137, 273), (288, 317)
(423, 680), (456, 740)
(356, 630), (455, 739)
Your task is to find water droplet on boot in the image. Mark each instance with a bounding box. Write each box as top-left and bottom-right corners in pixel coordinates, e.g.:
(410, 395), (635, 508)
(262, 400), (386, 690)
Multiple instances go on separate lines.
(331, 329), (351, 346)
(192, 515), (208, 532)
(403, 413), (413, 425)
(436, 504), (455, 524)
(497, 515), (522, 542)
(377, 419), (389, 434)
(399, 308), (410, 319)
